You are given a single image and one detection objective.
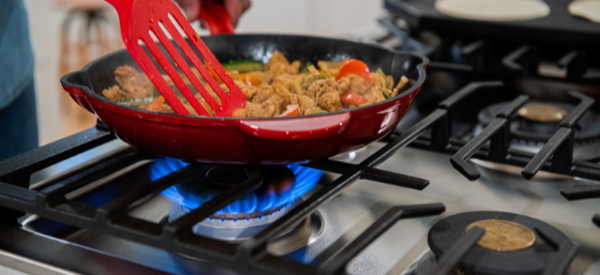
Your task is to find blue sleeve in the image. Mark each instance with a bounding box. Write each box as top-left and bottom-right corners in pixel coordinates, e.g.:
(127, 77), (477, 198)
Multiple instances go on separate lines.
(0, 0), (35, 110)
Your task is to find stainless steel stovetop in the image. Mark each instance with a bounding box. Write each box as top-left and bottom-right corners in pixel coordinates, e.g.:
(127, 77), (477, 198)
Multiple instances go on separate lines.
(5, 139), (599, 275)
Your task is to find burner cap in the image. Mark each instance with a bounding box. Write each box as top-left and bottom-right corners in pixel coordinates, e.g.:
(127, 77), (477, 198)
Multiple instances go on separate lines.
(206, 166), (248, 187)
(517, 103), (567, 122)
(465, 219), (536, 252)
(476, 101), (600, 146)
(428, 211), (573, 275)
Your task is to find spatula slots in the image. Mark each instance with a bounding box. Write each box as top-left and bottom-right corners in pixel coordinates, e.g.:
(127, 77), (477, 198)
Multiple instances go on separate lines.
(106, 0), (246, 116)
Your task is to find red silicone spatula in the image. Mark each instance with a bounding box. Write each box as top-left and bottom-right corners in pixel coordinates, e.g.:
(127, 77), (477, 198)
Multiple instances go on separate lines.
(105, 0), (245, 116)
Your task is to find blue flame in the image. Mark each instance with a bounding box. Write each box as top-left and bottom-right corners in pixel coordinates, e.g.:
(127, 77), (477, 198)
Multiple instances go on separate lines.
(148, 158), (191, 181)
(151, 160), (322, 215)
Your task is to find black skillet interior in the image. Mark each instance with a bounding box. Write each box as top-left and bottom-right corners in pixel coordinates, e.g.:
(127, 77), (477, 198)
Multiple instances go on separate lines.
(82, 34), (427, 116)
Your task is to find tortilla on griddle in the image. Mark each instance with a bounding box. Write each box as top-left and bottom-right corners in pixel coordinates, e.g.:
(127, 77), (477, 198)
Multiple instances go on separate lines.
(435, 0), (550, 21)
(569, 0), (600, 23)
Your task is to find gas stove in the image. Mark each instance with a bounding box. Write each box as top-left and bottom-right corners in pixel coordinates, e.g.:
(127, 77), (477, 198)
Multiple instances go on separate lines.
(1, 4), (600, 274)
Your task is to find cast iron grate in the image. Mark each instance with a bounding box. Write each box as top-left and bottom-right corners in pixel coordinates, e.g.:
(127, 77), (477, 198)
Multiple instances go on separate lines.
(0, 119), (445, 275)
(386, 77), (600, 229)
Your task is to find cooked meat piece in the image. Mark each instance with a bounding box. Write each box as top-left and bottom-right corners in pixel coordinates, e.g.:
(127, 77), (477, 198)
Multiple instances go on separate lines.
(252, 85), (276, 104)
(118, 69), (154, 99)
(273, 84), (294, 106)
(298, 95), (317, 115)
(265, 51), (290, 71)
(262, 97), (283, 116)
(248, 85), (286, 114)
(232, 108), (246, 117)
(102, 85), (124, 102)
(306, 79), (340, 100)
(305, 78), (345, 111)
(263, 52), (301, 84)
(246, 86), (258, 101)
(317, 91), (342, 112)
(245, 96), (284, 117)
(114, 65), (138, 86)
(363, 86), (386, 105)
(245, 102), (264, 117)
(337, 74), (372, 96)
(228, 71), (243, 81)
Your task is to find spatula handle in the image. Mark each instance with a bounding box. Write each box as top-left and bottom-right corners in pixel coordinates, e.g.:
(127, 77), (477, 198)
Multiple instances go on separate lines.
(199, 2), (234, 34)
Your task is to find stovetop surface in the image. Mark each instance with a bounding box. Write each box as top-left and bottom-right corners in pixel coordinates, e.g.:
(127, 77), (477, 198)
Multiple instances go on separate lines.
(15, 139), (600, 275)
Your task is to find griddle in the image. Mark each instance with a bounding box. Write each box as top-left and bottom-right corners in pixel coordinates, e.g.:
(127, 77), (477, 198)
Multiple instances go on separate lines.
(384, 0), (600, 48)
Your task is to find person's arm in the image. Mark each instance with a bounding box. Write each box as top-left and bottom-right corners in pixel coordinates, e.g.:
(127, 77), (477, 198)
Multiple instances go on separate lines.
(176, 0), (251, 27)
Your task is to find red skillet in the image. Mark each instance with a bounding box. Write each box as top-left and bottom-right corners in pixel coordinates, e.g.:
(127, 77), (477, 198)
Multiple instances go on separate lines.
(61, 34), (428, 165)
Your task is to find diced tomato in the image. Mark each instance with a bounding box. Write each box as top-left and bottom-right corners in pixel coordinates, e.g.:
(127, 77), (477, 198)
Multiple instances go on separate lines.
(336, 59), (374, 83)
(340, 93), (368, 106)
(240, 74), (261, 86)
(280, 105), (299, 117)
(146, 96), (165, 112)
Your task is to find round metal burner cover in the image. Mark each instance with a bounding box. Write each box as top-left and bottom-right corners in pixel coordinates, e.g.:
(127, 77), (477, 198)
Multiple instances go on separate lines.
(428, 211), (573, 275)
(518, 103), (567, 122)
(465, 219), (536, 252)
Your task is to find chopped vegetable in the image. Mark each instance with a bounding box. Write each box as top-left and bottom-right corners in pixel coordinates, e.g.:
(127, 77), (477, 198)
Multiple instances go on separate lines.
(393, 76), (409, 97)
(146, 96), (165, 112)
(308, 73), (332, 83)
(340, 93), (368, 106)
(280, 105), (299, 117)
(318, 59), (350, 71)
(205, 61), (222, 83)
(337, 60), (374, 83)
(301, 62), (314, 74)
(240, 74), (261, 86)
(221, 60), (263, 73)
(376, 68), (395, 90)
(121, 97), (154, 106)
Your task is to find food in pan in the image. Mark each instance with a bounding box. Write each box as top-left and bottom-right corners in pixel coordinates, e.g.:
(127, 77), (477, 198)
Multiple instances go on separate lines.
(435, 0), (550, 22)
(101, 51), (411, 117)
(569, 0), (600, 24)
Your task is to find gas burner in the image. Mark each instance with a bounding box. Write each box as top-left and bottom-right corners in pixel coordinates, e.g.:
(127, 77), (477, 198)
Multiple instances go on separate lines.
(427, 211), (574, 275)
(161, 163), (322, 244)
(476, 101), (600, 153)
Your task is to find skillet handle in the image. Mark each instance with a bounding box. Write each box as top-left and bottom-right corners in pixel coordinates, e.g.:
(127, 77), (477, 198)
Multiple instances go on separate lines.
(61, 70), (95, 114)
(239, 112), (350, 141)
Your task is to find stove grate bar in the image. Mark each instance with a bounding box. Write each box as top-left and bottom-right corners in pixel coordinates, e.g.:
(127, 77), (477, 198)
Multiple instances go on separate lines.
(451, 95), (529, 181)
(0, 122), (115, 185)
(163, 169), (263, 240)
(560, 185), (600, 201)
(522, 91), (595, 179)
(98, 165), (202, 216)
(428, 226), (485, 275)
(535, 226), (579, 275)
(304, 160), (428, 190)
(501, 45), (539, 75)
(39, 148), (146, 199)
(317, 203), (445, 275)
